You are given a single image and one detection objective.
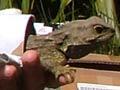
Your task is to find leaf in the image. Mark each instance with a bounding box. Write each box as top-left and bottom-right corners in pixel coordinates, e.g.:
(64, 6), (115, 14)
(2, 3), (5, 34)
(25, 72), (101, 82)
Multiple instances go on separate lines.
(52, 0), (72, 22)
(0, 0), (13, 10)
(21, 0), (30, 13)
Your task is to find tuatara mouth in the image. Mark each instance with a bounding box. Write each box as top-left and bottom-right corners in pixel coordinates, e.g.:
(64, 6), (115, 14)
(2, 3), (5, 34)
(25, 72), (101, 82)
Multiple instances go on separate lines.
(87, 31), (114, 44)
(96, 32), (114, 43)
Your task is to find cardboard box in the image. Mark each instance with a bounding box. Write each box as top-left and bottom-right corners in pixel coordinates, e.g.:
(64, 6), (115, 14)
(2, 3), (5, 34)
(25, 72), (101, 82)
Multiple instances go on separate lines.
(61, 54), (120, 90)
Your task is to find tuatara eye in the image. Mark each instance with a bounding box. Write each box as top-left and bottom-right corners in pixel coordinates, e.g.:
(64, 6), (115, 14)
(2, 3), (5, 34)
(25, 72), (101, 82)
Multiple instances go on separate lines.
(94, 25), (104, 34)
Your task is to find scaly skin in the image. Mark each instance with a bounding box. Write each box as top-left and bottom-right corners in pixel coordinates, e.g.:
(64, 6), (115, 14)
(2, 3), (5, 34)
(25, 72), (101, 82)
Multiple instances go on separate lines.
(26, 16), (114, 85)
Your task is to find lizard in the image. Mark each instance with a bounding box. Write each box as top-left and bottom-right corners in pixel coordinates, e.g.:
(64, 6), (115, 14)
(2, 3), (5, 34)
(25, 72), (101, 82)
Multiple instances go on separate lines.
(25, 16), (114, 85)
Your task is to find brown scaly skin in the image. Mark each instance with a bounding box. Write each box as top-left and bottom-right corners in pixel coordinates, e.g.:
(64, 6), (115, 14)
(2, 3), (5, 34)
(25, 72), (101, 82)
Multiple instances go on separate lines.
(25, 16), (114, 85)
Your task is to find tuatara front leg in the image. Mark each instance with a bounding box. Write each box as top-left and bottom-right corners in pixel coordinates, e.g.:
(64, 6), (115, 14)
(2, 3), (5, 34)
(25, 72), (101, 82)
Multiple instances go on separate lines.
(25, 35), (75, 84)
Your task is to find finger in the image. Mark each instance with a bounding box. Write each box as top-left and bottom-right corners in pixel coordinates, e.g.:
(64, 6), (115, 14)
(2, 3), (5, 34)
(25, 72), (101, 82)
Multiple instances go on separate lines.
(21, 50), (45, 90)
(0, 65), (19, 90)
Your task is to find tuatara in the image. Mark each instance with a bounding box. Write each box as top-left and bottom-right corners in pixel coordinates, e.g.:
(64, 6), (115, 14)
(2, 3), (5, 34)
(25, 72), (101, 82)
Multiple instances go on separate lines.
(26, 16), (114, 85)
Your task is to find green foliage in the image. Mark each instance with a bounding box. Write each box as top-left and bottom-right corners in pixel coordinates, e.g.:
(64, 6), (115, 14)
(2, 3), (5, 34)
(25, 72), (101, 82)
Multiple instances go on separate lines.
(0, 0), (35, 13)
(21, 0), (30, 13)
(0, 0), (13, 9)
(52, 0), (72, 23)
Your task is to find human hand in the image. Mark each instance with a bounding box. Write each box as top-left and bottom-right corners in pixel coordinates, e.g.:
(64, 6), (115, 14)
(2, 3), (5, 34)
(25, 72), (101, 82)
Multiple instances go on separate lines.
(0, 50), (68, 90)
(0, 50), (45, 90)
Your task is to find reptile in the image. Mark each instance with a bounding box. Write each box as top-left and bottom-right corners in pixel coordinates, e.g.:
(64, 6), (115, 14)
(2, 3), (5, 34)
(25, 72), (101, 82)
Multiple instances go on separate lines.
(0, 16), (114, 88)
(25, 16), (114, 85)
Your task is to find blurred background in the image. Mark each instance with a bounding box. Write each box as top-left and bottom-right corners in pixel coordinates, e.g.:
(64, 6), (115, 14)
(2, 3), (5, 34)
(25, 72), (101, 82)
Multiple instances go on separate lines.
(0, 0), (120, 56)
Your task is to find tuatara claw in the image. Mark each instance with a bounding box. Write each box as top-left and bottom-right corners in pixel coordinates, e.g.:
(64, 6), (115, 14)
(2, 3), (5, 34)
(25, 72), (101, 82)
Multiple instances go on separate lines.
(58, 69), (76, 84)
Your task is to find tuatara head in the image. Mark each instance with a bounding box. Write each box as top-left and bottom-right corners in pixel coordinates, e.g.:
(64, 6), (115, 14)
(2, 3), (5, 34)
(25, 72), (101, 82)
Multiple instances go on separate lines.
(59, 16), (115, 59)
